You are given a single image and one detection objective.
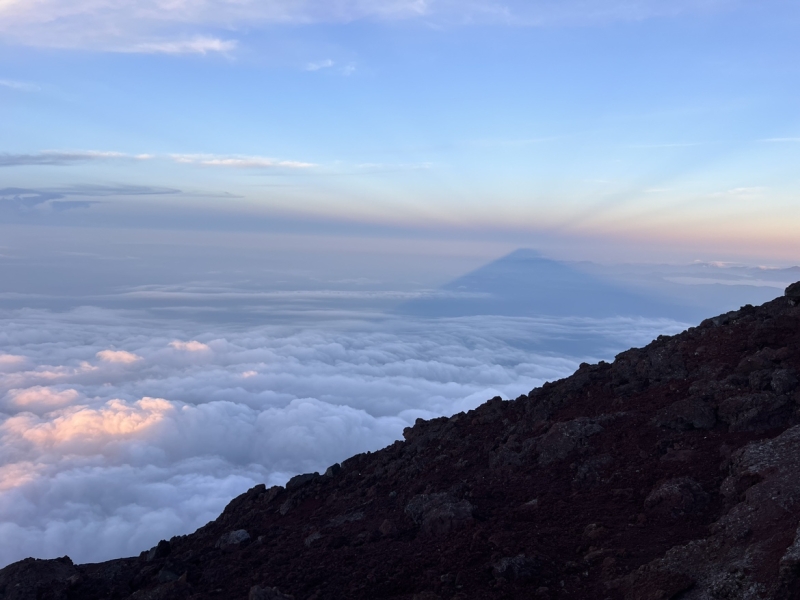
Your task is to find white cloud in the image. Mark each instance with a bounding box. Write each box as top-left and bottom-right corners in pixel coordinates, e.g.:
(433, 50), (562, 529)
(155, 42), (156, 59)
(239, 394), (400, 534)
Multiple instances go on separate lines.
(0, 307), (684, 567)
(170, 154), (316, 169)
(4, 386), (81, 411)
(306, 59), (334, 71)
(96, 349), (142, 363)
(4, 397), (172, 448)
(169, 340), (211, 352)
(127, 36), (236, 55)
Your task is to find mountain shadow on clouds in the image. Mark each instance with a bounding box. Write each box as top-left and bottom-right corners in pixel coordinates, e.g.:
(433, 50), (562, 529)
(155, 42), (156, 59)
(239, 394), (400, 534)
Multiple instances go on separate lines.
(399, 249), (778, 322)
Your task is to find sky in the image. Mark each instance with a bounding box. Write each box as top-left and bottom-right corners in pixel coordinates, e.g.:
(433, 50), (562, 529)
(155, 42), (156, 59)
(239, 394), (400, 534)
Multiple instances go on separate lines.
(1, 0), (799, 262)
(1, 0), (800, 569)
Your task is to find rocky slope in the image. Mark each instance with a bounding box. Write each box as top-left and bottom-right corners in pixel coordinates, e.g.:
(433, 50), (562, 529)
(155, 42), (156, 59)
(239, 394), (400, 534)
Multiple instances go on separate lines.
(4, 283), (800, 600)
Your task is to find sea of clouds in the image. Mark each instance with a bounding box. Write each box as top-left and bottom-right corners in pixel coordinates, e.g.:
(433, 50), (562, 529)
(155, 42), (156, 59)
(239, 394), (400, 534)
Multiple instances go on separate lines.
(0, 305), (687, 567)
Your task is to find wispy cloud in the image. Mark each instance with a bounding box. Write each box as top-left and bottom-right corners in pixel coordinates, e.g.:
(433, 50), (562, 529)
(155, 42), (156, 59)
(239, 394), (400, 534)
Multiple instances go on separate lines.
(467, 135), (562, 147)
(0, 150), (147, 167)
(49, 184), (180, 197)
(171, 154), (315, 169)
(306, 59), (334, 72)
(0, 0), (737, 52)
(708, 186), (767, 200)
(0, 150), (315, 170)
(0, 79), (39, 92)
(761, 137), (800, 143)
(354, 161), (433, 172)
(0, 189), (96, 214)
(127, 36), (236, 55)
(0, 185), (180, 215)
(628, 142), (707, 148)
(306, 60), (357, 76)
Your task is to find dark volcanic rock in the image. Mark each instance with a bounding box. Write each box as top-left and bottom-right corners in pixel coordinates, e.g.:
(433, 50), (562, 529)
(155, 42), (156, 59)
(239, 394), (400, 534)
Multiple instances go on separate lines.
(534, 417), (603, 465)
(249, 585), (294, 599)
(786, 281), (800, 303)
(643, 477), (709, 519)
(3, 284), (800, 599)
(0, 556), (77, 600)
(404, 493), (474, 536)
(718, 392), (792, 432)
(652, 397), (717, 430)
(145, 540), (171, 562)
(492, 554), (539, 581)
(285, 472), (318, 491)
(215, 529), (251, 551)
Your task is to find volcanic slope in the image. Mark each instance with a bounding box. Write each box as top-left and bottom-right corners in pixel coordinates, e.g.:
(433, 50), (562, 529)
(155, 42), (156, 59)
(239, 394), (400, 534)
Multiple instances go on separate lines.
(5, 283), (800, 600)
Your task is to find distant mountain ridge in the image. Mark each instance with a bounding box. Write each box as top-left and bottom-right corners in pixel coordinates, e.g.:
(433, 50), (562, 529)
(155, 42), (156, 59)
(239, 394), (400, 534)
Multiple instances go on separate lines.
(400, 249), (799, 322)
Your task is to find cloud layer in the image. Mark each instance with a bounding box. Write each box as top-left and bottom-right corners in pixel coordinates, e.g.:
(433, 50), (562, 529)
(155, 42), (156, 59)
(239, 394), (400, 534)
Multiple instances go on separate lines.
(0, 306), (685, 567)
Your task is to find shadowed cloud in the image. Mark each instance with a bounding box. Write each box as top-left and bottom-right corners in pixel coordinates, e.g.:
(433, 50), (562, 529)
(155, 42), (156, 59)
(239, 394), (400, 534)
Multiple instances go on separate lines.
(0, 151), (148, 167)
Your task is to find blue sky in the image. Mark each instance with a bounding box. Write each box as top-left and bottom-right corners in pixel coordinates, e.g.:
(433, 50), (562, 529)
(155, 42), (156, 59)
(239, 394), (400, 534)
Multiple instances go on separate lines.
(1, 0), (800, 262)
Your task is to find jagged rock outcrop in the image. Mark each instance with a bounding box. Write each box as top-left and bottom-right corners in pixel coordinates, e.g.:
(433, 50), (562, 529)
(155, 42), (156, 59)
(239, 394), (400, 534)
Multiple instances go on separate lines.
(3, 284), (800, 599)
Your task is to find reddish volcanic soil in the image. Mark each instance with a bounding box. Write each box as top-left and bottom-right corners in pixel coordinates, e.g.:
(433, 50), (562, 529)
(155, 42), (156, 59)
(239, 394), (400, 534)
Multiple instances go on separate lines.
(4, 283), (800, 600)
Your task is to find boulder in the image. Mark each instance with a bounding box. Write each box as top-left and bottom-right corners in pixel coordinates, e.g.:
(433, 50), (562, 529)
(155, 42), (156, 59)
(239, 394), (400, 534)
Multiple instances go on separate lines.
(492, 554), (538, 581)
(785, 281), (800, 303)
(405, 493), (474, 536)
(146, 539), (171, 562)
(628, 425), (800, 598)
(718, 392), (792, 431)
(652, 397), (716, 430)
(573, 454), (613, 488)
(772, 369), (798, 395)
(779, 524), (800, 580)
(535, 418), (603, 465)
(249, 585), (294, 599)
(0, 556), (77, 600)
(621, 566), (695, 600)
(285, 472), (317, 491)
(644, 477), (708, 519)
(379, 519), (397, 536)
(324, 463), (341, 477)
(216, 529), (251, 552)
